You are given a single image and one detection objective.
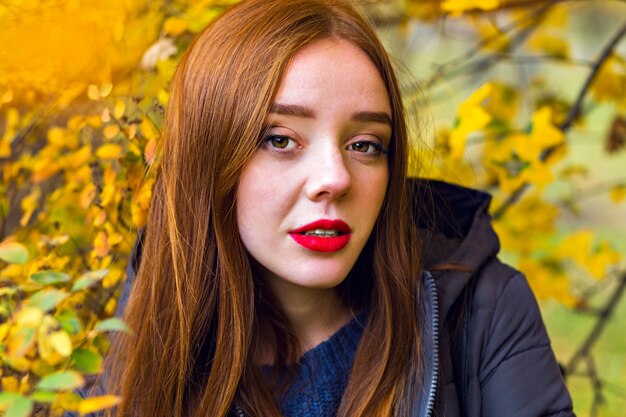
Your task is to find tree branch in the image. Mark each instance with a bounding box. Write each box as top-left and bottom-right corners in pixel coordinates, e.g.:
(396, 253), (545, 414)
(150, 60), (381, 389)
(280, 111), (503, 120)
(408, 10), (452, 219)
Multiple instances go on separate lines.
(565, 271), (626, 375)
(585, 354), (604, 417)
(420, 2), (555, 90)
(492, 20), (626, 219)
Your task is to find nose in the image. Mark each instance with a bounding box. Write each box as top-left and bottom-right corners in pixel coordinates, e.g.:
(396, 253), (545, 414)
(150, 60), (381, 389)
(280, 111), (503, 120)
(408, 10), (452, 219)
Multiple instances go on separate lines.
(304, 143), (351, 201)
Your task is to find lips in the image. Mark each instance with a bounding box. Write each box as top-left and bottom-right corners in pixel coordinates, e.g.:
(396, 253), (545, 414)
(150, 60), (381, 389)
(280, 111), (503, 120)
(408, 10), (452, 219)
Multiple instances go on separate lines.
(289, 219), (352, 252)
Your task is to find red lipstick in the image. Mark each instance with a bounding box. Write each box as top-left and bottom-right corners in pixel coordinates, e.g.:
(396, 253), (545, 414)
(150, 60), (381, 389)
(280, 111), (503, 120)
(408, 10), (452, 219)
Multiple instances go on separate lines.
(289, 219), (351, 252)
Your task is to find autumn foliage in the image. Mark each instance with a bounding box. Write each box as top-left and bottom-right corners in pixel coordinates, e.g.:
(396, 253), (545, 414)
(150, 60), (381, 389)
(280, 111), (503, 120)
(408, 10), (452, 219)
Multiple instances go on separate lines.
(1, 0), (625, 416)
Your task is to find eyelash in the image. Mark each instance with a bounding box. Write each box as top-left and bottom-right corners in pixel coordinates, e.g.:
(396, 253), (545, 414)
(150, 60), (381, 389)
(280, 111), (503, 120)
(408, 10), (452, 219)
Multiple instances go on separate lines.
(261, 134), (388, 157)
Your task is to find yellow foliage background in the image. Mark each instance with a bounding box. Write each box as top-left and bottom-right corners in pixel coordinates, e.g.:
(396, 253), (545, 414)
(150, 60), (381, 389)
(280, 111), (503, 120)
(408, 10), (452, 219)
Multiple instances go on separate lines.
(1, 0), (625, 416)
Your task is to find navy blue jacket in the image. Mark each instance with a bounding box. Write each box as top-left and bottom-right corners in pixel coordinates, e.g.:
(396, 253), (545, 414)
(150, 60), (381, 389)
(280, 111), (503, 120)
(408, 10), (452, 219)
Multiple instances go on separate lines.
(415, 180), (574, 416)
(66, 179), (575, 417)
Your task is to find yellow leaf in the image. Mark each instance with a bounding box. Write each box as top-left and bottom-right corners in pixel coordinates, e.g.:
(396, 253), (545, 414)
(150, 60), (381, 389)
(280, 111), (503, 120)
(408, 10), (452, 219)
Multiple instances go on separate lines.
(124, 124), (137, 140)
(103, 125), (120, 140)
(471, 16), (509, 52)
(78, 395), (122, 415)
(87, 84), (100, 101)
(16, 307), (44, 327)
(48, 330), (73, 357)
(523, 160), (554, 189)
(556, 230), (593, 265)
(96, 144), (123, 160)
(442, 0), (500, 16)
(104, 223), (124, 246)
(94, 231), (109, 258)
(86, 115), (103, 128)
(32, 158), (61, 183)
(93, 209), (107, 227)
(2, 376), (20, 392)
(113, 100), (126, 119)
(528, 33), (569, 59)
(140, 118), (159, 140)
(56, 392), (82, 412)
(69, 145), (92, 168)
(610, 184), (626, 203)
(6, 357), (31, 373)
(448, 83), (492, 159)
(47, 127), (65, 147)
(585, 241), (621, 279)
(101, 107), (111, 123)
(19, 373), (30, 394)
(101, 184), (116, 207)
(484, 82), (519, 121)
(87, 84), (113, 100)
(519, 258), (576, 307)
(7, 327), (37, 359)
(2, 88), (14, 103)
(145, 138), (157, 165)
(20, 187), (41, 227)
(102, 267), (123, 289)
(104, 298), (117, 316)
(590, 55), (626, 106)
(80, 184), (97, 209)
(163, 17), (189, 36)
(0, 139), (11, 158)
(100, 83), (113, 97)
(0, 323), (9, 341)
(67, 116), (86, 131)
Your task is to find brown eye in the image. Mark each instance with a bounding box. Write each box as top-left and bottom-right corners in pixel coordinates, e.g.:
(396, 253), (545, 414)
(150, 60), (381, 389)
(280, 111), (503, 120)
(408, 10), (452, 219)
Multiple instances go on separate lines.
(348, 141), (385, 155)
(267, 135), (291, 149)
(351, 142), (371, 153)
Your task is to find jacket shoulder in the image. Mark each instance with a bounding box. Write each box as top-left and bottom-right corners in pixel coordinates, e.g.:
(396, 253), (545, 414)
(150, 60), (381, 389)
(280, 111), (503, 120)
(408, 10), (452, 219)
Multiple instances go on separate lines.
(463, 258), (575, 417)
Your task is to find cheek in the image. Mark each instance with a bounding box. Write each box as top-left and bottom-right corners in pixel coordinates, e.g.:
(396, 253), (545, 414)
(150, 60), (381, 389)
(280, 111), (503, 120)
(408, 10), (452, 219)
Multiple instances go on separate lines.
(236, 159), (289, 246)
(365, 167), (389, 215)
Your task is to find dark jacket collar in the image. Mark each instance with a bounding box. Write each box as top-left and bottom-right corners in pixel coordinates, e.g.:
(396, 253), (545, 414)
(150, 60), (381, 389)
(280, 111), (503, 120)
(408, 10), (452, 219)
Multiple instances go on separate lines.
(411, 178), (500, 317)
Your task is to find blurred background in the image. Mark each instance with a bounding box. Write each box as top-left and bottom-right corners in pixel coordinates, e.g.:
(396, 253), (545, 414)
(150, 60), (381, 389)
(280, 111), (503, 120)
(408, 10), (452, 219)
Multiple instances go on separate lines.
(0, 0), (625, 416)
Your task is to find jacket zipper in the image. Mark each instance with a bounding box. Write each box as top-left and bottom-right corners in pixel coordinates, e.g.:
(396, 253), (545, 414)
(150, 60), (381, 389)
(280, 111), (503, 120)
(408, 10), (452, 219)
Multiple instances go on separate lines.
(234, 273), (441, 417)
(424, 271), (440, 417)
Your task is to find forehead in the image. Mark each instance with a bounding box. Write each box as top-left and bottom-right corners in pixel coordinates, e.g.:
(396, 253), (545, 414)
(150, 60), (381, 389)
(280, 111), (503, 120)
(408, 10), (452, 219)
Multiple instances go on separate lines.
(273, 38), (392, 115)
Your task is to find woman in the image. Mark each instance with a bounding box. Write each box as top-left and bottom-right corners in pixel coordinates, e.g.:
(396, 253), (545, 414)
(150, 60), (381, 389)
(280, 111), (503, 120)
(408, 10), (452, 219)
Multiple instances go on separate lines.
(70, 0), (575, 416)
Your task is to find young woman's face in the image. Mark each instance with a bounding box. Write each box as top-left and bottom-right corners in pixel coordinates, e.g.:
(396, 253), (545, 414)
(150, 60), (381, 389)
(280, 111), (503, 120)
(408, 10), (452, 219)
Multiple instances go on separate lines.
(236, 38), (391, 294)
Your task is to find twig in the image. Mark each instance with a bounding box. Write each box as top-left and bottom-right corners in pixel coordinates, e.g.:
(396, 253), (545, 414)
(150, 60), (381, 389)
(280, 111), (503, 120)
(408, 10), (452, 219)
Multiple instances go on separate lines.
(585, 354), (604, 417)
(422, 2), (555, 89)
(565, 271), (626, 374)
(492, 20), (626, 220)
(492, 53), (596, 67)
(558, 22), (626, 134)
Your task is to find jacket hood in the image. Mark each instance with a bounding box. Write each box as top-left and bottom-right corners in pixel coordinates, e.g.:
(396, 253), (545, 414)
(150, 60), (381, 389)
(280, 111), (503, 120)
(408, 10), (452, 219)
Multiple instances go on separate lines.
(411, 179), (501, 318)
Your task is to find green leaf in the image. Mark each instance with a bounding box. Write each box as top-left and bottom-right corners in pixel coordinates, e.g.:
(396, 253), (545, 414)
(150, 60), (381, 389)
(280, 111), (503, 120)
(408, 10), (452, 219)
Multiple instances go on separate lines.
(0, 242), (29, 264)
(57, 309), (82, 335)
(71, 269), (109, 292)
(5, 395), (33, 417)
(36, 370), (84, 391)
(0, 392), (21, 406)
(30, 391), (57, 403)
(30, 270), (71, 285)
(26, 289), (68, 312)
(72, 348), (103, 373)
(95, 317), (131, 334)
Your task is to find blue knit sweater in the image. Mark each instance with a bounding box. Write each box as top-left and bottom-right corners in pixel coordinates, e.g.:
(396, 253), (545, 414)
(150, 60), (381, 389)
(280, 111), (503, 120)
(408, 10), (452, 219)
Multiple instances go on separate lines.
(267, 311), (367, 417)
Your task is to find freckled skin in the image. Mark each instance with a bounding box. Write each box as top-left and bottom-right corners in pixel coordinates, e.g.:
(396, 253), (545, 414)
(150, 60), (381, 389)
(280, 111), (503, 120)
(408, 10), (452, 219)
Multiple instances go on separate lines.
(236, 38), (391, 310)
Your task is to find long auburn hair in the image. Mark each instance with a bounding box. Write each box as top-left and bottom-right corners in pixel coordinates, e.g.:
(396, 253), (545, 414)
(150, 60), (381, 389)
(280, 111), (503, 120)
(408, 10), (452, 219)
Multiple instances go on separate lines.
(107, 0), (424, 416)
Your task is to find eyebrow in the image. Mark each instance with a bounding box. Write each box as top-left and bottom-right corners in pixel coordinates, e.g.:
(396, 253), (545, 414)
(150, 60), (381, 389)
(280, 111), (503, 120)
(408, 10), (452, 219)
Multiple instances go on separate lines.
(269, 103), (392, 127)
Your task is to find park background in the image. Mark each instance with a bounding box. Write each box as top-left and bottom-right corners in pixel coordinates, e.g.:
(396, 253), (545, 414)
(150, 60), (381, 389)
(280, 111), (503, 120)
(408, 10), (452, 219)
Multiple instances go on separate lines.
(0, 0), (625, 416)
